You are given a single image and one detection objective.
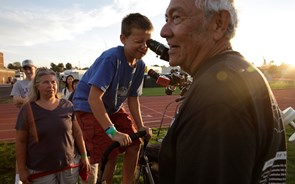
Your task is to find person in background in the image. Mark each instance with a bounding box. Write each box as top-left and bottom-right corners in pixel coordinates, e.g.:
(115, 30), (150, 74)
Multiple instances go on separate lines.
(10, 59), (37, 184)
(10, 59), (36, 108)
(61, 75), (74, 99)
(158, 0), (287, 183)
(68, 79), (79, 102)
(15, 68), (90, 184)
(73, 13), (153, 184)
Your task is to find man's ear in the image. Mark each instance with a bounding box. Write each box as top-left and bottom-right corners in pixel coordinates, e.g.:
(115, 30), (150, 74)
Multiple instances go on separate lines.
(211, 10), (231, 40)
(120, 34), (126, 45)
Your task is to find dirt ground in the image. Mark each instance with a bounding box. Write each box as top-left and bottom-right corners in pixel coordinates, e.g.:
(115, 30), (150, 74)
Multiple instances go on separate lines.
(1, 89), (294, 142)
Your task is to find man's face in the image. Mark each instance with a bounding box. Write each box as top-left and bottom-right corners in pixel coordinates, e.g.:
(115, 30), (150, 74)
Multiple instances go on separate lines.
(22, 66), (36, 80)
(160, 0), (215, 74)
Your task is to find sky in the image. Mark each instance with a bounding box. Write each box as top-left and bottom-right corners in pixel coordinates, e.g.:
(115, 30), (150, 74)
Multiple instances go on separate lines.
(0, 0), (295, 68)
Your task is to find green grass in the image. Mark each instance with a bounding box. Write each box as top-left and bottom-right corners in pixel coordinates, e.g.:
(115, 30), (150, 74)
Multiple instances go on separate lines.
(269, 81), (295, 90)
(111, 128), (166, 183)
(2, 127), (294, 183)
(142, 87), (181, 96)
(0, 143), (16, 183)
(286, 126), (295, 184)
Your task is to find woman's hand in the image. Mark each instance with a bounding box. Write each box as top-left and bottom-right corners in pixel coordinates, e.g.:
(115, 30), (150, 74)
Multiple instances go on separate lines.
(19, 169), (31, 184)
(80, 157), (91, 177)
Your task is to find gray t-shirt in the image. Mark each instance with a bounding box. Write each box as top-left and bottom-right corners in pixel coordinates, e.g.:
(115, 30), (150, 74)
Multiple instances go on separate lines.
(15, 99), (77, 171)
(10, 79), (31, 98)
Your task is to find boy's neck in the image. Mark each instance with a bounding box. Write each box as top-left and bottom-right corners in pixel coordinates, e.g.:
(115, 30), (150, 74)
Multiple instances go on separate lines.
(128, 59), (137, 68)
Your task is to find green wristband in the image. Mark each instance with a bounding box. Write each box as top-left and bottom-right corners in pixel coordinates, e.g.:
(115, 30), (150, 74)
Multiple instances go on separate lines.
(80, 153), (87, 158)
(105, 125), (117, 138)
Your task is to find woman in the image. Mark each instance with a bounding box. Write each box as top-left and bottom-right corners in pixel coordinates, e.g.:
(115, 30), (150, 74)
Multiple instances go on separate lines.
(61, 75), (74, 99)
(15, 68), (90, 184)
(68, 79), (79, 102)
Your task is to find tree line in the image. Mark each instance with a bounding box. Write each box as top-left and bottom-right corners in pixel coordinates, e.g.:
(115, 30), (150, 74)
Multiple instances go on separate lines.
(6, 62), (88, 72)
(5, 61), (295, 80)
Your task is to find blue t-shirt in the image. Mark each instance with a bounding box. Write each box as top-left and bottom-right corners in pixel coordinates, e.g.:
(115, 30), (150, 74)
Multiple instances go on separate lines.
(73, 46), (145, 114)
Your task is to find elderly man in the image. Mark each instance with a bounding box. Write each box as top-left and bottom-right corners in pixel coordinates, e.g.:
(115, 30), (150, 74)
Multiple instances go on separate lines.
(158, 0), (287, 183)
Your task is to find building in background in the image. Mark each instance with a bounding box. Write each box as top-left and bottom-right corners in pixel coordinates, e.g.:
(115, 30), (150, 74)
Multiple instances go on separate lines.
(0, 52), (16, 85)
(59, 69), (87, 81)
(0, 52), (3, 68)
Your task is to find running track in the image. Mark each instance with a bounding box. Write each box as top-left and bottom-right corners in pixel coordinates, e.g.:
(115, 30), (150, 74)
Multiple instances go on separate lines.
(1, 89), (295, 142)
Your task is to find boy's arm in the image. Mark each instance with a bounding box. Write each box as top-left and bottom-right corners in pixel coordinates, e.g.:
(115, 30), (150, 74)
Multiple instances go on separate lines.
(88, 85), (114, 130)
(88, 85), (132, 146)
(127, 96), (144, 129)
(10, 82), (28, 108)
(127, 96), (152, 137)
(13, 96), (29, 108)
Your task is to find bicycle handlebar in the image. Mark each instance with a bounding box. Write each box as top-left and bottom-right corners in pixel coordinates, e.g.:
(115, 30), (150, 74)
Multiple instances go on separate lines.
(97, 130), (147, 184)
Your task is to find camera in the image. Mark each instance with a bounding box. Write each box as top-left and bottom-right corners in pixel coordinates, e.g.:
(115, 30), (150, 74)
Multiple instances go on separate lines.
(164, 69), (191, 96)
(146, 39), (169, 61)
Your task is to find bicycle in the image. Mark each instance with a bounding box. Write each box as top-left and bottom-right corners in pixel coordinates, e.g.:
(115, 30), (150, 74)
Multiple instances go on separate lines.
(134, 95), (184, 184)
(96, 96), (184, 184)
(97, 131), (147, 184)
(97, 68), (191, 184)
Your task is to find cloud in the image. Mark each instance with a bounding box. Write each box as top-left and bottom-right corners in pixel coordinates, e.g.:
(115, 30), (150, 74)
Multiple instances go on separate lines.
(0, 8), (117, 47)
(0, 0), (168, 48)
(0, 0), (170, 67)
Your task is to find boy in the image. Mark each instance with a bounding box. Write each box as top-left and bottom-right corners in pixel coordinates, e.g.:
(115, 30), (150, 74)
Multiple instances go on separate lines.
(73, 13), (153, 184)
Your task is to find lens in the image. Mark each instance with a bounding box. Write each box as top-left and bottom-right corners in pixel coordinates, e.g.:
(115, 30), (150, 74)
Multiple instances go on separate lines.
(146, 39), (169, 61)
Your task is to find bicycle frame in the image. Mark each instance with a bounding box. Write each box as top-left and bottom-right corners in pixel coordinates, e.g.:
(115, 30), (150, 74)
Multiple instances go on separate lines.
(134, 139), (155, 184)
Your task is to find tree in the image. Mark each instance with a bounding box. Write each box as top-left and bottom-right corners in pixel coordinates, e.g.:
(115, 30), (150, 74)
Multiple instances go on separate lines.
(50, 63), (57, 71)
(56, 63), (64, 72)
(263, 58), (267, 66)
(7, 62), (21, 70)
(50, 62), (64, 72)
(65, 63), (72, 70)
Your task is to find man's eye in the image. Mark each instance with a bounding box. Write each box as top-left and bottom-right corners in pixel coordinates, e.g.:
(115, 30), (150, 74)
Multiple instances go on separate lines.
(172, 15), (182, 25)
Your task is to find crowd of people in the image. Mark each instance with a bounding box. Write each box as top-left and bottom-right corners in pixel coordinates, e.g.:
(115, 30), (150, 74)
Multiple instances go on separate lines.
(11, 0), (287, 183)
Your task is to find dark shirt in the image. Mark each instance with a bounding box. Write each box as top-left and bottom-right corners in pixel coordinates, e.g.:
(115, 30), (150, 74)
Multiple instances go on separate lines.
(159, 51), (286, 184)
(15, 99), (76, 171)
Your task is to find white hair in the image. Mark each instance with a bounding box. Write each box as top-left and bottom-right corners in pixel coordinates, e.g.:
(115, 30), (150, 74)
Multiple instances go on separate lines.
(194, 0), (238, 39)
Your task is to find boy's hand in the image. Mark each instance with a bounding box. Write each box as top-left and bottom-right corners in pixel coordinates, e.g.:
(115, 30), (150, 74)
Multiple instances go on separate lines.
(112, 132), (132, 146)
(139, 126), (152, 139)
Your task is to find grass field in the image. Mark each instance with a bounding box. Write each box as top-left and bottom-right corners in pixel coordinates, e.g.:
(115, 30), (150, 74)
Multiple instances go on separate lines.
(1, 85), (295, 183)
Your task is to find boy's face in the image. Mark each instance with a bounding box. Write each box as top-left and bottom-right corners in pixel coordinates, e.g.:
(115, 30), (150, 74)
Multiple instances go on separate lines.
(120, 28), (152, 63)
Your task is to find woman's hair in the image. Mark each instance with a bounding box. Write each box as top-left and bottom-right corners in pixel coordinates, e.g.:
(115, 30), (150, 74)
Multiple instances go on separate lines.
(71, 79), (79, 89)
(28, 68), (59, 101)
(194, 0), (238, 39)
(65, 75), (74, 89)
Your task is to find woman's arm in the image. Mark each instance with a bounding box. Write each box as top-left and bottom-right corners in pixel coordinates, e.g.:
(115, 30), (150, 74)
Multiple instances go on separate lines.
(72, 120), (90, 170)
(16, 130), (31, 183)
